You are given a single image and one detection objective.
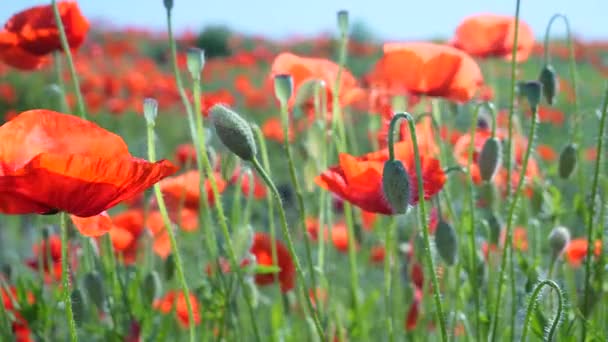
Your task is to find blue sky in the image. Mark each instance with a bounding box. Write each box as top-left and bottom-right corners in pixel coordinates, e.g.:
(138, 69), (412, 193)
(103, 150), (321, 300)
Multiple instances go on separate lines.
(1, 0), (607, 40)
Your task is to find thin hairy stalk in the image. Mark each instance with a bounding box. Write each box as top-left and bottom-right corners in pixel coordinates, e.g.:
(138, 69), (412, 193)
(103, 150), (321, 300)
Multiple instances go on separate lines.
(490, 100), (539, 341)
(252, 158), (326, 341)
(51, 0), (86, 119)
(59, 213), (78, 341)
(581, 83), (608, 340)
(521, 280), (564, 342)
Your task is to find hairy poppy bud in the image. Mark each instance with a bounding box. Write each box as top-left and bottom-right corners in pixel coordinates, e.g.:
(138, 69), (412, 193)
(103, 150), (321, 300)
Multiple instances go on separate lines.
(478, 137), (501, 182)
(142, 271), (161, 303)
(273, 74), (293, 106)
(71, 288), (87, 327)
(211, 104), (257, 162)
(538, 64), (558, 105)
(337, 10), (349, 36)
(548, 226), (570, 257)
(382, 160), (411, 214)
(186, 48), (205, 79)
(163, 0), (173, 11)
(83, 271), (105, 309)
(518, 81), (543, 113)
(164, 254), (175, 281)
(558, 143), (577, 179)
(435, 220), (458, 266)
(143, 98), (158, 126)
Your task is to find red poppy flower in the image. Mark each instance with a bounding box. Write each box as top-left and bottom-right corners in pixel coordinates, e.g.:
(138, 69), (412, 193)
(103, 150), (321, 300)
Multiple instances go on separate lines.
(0, 34), (48, 70)
(153, 290), (201, 328)
(157, 170), (226, 211)
(315, 147), (446, 214)
(565, 239), (602, 267)
(229, 167), (267, 199)
(25, 234), (76, 282)
(366, 42), (483, 103)
(250, 232), (295, 293)
(369, 245), (386, 264)
(2, 286), (35, 342)
(108, 209), (145, 264)
(306, 218), (358, 253)
(452, 14), (534, 62)
(0, 110), (177, 217)
(536, 144), (558, 162)
(1, 1), (89, 56)
(70, 211), (113, 237)
(405, 288), (422, 331)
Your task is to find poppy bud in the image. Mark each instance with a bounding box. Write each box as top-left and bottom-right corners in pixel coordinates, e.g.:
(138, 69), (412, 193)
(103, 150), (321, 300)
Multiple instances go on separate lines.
(518, 81), (543, 113)
(211, 104), (257, 162)
(558, 143), (577, 179)
(337, 10), (349, 36)
(548, 226), (570, 257)
(435, 220), (458, 266)
(478, 137), (501, 182)
(83, 271), (105, 309)
(71, 288), (87, 327)
(538, 64), (558, 105)
(143, 98), (158, 126)
(163, 0), (173, 11)
(164, 254), (175, 281)
(142, 271), (161, 304)
(382, 160), (411, 214)
(273, 74), (293, 106)
(186, 48), (205, 80)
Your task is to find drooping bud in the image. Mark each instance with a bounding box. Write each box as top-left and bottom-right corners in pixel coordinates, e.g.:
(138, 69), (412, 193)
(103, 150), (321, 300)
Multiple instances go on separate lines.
(538, 64), (559, 105)
(435, 220), (458, 266)
(478, 137), (501, 182)
(186, 48), (205, 80)
(548, 226), (570, 257)
(164, 254), (175, 281)
(518, 81), (543, 113)
(382, 160), (411, 214)
(337, 10), (349, 36)
(142, 271), (161, 304)
(273, 74), (293, 106)
(71, 288), (87, 327)
(211, 104), (257, 161)
(143, 98), (158, 126)
(83, 271), (105, 309)
(558, 143), (577, 179)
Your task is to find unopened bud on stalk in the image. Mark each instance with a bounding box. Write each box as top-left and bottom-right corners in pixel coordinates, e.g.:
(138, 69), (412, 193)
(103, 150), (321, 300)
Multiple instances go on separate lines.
(337, 10), (349, 36)
(518, 81), (543, 113)
(186, 48), (205, 79)
(142, 271), (161, 303)
(548, 226), (570, 257)
(273, 74), (293, 105)
(83, 271), (105, 309)
(71, 288), (87, 327)
(143, 98), (158, 126)
(478, 137), (501, 182)
(382, 160), (411, 214)
(211, 104), (257, 162)
(538, 64), (559, 105)
(558, 143), (577, 179)
(435, 220), (458, 266)
(163, 0), (173, 11)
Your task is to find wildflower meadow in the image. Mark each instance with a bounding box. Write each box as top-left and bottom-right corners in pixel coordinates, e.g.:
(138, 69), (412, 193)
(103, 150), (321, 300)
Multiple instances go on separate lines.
(0, 0), (608, 341)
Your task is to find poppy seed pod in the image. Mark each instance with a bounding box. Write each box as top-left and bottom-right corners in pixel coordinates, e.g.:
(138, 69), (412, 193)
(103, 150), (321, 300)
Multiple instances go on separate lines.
(273, 74), (293, 105)
(83, 271), (105, 309)
(143, 98), (158, 126)
(518, 81), (543, 113)
(142, 271), (161, 303)
(558, 143), (577, 179)
(163, 0), (173, 11)
(211, 104), (257, 162)
(186, 48), (205, 79)
(382, 160), (411, 214)
(337, 10), (349, 36)
(548, 226), (570, 257)
(478, 137), (501, 182)
(435, 220), (458, 265)
(538, 64), (558, 105)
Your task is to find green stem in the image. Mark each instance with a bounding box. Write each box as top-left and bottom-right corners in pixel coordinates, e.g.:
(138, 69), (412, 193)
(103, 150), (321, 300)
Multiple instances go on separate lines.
(51, 0), (86, 119)
(391, 112), (448, 341)
(383, 215), (395, 342)
(252, 158), (326, 341)
(521, 280), (564, 342)
(581, 83), (608, 340)
(59, 212), (77, 342)
(505, 0), (522, 200)
(489, 99), (539, 342)
(53, 52), (69, 112)
(146, 124), (196, 342)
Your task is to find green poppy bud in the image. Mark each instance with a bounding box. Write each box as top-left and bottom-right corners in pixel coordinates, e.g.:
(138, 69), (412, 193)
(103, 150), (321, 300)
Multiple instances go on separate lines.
(478, 137), (501, 182)
(142, 271), (161, 304)
(211, 104), (257, 162)
(83, 271), (105, 309)
(518, 81), (543, 113)
(273, 74), (293, 106)
(71, 288), (87, 327)
(538, 64), (558, 105)
(337, 10), (349, 36)
(163, 0), (173, 11)
(382, 160), (411, 214)
(435, 220), (458, 266)
(548, 226), (570, 257)
(143, 98), (158, 126)
(558, 143), (577, 179)
(186, 48), (205, 80)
